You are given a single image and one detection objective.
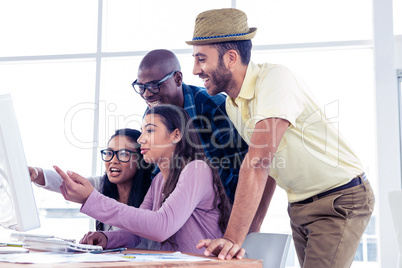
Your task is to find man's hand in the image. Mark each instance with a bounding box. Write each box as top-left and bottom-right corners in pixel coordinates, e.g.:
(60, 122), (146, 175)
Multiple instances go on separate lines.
(196, 238), (246, 260)
(80, 231), (108, 248)
(53, 165), (94, 204)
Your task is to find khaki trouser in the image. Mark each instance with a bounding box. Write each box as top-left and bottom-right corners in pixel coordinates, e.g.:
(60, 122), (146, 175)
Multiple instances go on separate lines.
(288, 180), (375, 268)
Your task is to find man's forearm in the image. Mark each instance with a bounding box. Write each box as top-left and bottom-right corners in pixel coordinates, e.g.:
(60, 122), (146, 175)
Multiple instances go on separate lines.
(248, 176), (276, 233)
(223, 161), (270, 246)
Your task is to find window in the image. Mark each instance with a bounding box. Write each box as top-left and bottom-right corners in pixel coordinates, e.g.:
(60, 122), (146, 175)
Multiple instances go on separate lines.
(0, 1), (98, 56)
(238, 0), (372, 44)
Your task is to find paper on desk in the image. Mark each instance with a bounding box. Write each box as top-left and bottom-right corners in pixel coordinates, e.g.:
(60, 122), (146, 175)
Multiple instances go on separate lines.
(0, 251), (213, 264)
(0, 252), (132, 264)
(123, 251), (213, 262)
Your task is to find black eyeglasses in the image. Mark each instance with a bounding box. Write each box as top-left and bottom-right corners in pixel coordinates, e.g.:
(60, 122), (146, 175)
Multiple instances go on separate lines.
(131, 70), (178, 95)
(100, 149), (138, 163)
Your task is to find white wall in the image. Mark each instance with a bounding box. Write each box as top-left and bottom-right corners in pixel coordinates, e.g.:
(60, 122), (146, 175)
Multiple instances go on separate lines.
(373, 0), (401, 267)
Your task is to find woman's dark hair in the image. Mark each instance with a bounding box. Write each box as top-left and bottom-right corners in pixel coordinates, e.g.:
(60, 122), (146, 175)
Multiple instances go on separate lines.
(145, 104), (232, 249)
(96, 128), (153, 231)
(210, 40), (252, 65)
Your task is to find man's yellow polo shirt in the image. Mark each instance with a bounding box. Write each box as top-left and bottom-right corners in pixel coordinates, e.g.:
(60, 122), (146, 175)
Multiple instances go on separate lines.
(226, 62), (364, 202)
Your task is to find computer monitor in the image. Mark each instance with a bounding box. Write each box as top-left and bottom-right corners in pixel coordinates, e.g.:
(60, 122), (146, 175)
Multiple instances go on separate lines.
(0, 93), (40, 232)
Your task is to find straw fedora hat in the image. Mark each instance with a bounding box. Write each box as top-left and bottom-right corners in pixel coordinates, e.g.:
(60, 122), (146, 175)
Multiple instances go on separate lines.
(185, 8), (257, 45)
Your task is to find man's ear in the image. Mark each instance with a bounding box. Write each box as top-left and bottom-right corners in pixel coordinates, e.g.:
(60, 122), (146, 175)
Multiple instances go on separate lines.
(174, 71), (183, 87)
(225, 50), (240, 69)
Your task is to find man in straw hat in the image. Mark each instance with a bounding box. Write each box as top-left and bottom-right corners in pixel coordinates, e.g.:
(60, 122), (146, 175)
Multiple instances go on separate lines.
(187, 8), (374, 267)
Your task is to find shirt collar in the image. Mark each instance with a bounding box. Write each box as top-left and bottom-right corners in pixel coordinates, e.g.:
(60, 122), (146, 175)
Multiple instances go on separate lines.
(231, 62), (259, 107)
(226, 62), (260, 122)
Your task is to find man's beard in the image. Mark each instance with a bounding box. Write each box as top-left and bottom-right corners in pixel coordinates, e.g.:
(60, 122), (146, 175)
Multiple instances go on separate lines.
(209, 58), (233, 95)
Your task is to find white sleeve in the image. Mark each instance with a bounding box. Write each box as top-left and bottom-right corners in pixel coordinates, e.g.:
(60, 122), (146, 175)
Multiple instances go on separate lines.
(34, 169), (103, 192)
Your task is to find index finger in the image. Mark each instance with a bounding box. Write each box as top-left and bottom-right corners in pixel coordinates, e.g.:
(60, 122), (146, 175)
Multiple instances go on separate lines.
(205, 238), (237, 260)
(53, 165), (74, 184)
(202, 238), (227, 256)
(196, 239), (211, 250)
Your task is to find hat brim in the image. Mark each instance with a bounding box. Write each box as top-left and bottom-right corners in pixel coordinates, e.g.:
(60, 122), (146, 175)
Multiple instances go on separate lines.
(185, 27), (257, 45)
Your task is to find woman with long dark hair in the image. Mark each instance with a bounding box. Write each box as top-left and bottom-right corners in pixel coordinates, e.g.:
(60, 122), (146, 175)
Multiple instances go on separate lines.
(30, 128), (153, 232)
(53, 104), (232, 254)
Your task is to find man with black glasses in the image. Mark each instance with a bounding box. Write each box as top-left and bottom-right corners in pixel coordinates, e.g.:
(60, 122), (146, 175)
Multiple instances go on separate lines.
(131, 49), (250, 205)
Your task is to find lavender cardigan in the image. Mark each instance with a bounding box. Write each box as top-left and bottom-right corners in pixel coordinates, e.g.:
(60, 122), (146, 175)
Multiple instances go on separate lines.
(80, 160), (224, 254)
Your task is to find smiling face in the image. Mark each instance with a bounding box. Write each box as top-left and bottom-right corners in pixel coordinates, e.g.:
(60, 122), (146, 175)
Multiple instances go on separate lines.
(104, 135), (139, 187)
(137, 68), (183, 108)
(192, 45), (234, 96)
(138, 114), (178, 166)
(136, 49), (184, 108)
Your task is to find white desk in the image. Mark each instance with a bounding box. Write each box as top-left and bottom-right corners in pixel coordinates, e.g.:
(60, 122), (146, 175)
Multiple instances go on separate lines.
(0, 248), (263, 268)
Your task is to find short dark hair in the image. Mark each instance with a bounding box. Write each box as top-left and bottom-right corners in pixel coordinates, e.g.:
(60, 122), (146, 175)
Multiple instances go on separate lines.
(210, 40), (252, 65)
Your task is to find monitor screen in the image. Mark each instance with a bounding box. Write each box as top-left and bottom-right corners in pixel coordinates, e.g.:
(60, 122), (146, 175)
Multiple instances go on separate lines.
(0, 94), (40, 232)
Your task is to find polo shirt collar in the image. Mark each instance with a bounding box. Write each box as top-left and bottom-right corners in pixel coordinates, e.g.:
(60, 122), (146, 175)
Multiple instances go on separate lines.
(236, 61), (259, 102)
(229, 61), (259, 109)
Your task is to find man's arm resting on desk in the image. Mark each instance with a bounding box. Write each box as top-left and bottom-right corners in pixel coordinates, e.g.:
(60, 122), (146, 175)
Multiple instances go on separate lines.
(197, 118), (289, 260)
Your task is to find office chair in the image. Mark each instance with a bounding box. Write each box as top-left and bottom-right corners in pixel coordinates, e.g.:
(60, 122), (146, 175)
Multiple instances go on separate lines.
(388, 190), (402, 268)
(242, 232), (292, 268)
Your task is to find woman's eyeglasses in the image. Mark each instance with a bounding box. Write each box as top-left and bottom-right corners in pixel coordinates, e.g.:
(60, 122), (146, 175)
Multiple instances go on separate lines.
(100, 149), (138, 163)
